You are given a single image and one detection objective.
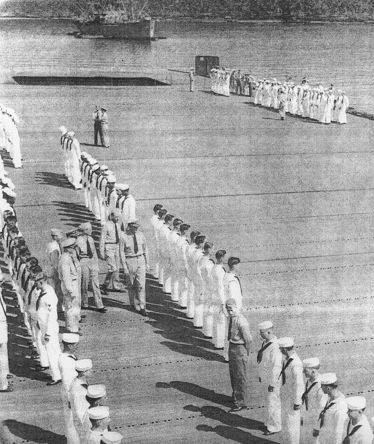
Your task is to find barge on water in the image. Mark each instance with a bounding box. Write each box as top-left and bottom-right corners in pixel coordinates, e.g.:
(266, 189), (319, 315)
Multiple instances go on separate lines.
(73, 0), (158, 40)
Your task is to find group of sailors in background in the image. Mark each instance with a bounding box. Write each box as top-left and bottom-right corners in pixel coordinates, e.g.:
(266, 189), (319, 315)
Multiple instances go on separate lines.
(209, 69), (349, 124)
(254, 78), (349, 124)
(0, 103), (22, 168)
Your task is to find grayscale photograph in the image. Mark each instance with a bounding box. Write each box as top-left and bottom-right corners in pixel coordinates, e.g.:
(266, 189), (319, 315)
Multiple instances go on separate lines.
(0, 0), (373, 443)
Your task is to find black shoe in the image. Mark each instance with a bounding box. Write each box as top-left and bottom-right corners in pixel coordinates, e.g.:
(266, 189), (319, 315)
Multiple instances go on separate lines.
(97, 307), (107, 313)
(47, 379), (62, 386)
(81, 306), (89, 310)
(140, 308), (149, 317)
(6, 374), (13, 379)
(229, 406), (247, 412)
(34, 366), (49, 372)
(0, 387), (13, 392)
(264, 430), (278, 436)
(100, 287), (109, 296)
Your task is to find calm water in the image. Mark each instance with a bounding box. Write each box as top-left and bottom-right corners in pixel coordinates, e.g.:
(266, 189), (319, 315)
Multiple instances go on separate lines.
(0, 19), (374, 111)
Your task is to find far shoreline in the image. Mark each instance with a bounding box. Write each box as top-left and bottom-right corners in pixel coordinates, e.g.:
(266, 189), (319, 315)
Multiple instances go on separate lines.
(0, 15), (374, 25)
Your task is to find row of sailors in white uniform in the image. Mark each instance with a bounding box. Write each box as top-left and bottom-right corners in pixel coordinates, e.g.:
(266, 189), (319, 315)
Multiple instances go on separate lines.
(58, 342), (124, 444)
(254, 80), (349, 124)
(0, 104), (22, 168)
(79, 152), (136, 229)
(257, 332), (374, 444)
(151, 206), (242, 356)
(209, 68), (233, 97)
(59, 126), (83, 190)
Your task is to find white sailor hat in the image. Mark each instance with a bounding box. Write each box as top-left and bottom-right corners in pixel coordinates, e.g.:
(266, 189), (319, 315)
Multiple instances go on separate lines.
(61, 333), (80, 344)
(3, 188), (16, 198)
(278, 337), (294, 348)
(302, 357), (320, 368)
(128, 218), (140, 227)
(115, 183), (129, 191)
(320, 372), (337, 385)
(346, 396), (366, 410)
(75, 359), (93, 372)
(89, 158), (98, 166)
(67, 131), (75, 137)
(59, 126), (67, 134)
(3, 178), (15, 190)
(101, 106), (107, 111)
(87, 384), (106, 399)
(88, 405), (109, 420)
(61, 238), (76, 249)
(258, 321), (273, 331)
(91, 164), (100, 172)
(106, 175), (116, 183)
(102, 430), (123, 444)
(111, 209), (121, 217)
(79, 222), (92, 231)
(100, 165), (109, 171)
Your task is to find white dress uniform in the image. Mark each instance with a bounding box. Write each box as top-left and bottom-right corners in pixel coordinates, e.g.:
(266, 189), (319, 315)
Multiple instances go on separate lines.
(258, 337), (283, 433)
(301, 374), (326, 443)
(318, 393), (347, 444)
(342, 415), (373, 444)
(70, 378), (91, 444)
(58, 352), (80, 444)
(150, 214), (161, 279)
(121, 194), (136, 230)
(185, 243), (197, 319)
(28, 282), (42, 354)
(82, 162), (93, 211)
(169, 230), (181, 302)
(211, 263), (226, 349)
(279, 353), (304, 444)
(7, 113), (22, 168)
(176, 236), (189, 308)
(36, 284), (61, 381)
(69, 136), (82, 189)
(192, 248), (204, 328)
(338, 94), (349, 124)
(90, 170), (101, 221)
(223, 272), (242, 310)
(200, 255), (215, 338)
(0, 289), (9, 390)
(88, 428), (109, 444)
(159, 224), (172, 293)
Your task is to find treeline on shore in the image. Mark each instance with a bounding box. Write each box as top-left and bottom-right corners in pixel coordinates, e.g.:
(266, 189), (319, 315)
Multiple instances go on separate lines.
(1, 0), (374, 21)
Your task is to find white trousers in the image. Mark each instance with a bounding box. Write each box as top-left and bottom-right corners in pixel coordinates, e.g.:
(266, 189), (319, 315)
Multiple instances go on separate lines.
(193, 280), (203, 327)
(186, 278), (195, 319)
(212, 304), (226, 349)
(0, 342), (9, 390)
(281, 398), (301, 444)
(202, 301), (213, 338)
(37, 330), (62, 381)
(263, 384), (282, 433)
(61, 390), (80, 444)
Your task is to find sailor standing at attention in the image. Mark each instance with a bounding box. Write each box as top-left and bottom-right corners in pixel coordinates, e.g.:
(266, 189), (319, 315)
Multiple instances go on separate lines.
(120, 219), (149, 317)
(226, 297), (252, 412)
(93, 106), (102, 146)
(257, 321), (282, 436)
(150, 204), (163, 279)
(278, 337), (304, 444)
(189, 67), (195, 92)
(342, 396), (373, 444)
(99, 107), (110, 148)
(34, 272), (62, 386)
(58, 333), (80, 444)
(300, 357), (325, 444)
(211, 249), (227, 350)
(314, 373), (347, 444)
(70, 359), (93, 444)
(99, 209), (122, 295)
(77, 222), (106, 313)
(59, 238), (81, 335)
